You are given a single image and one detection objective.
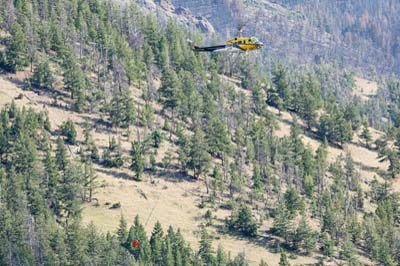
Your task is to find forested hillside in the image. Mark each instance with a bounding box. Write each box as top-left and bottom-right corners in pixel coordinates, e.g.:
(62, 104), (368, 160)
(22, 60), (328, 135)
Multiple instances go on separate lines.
(168, 0), (400, 76)
(1, 0), (400, 266)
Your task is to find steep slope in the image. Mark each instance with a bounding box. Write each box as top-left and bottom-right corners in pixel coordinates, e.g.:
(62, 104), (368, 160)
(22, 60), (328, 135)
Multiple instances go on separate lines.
(0, 71), (390, 265)
(0, 74), (319, 266)
(167, 0), (400, 75)
(2, 0), (400, 265)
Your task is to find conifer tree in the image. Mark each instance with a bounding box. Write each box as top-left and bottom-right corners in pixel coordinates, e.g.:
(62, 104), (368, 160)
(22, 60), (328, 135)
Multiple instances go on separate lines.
(58, 162), (81, 220)
(102, 137), (124, 168)
(150, 221), (164, 266)
(360, 121), (372, 148)
(109, 90), (136, 129)
(6, 22), (28, 72)
(55, 137), (69, 172)
(321, 232), (334, 257)
(151, 128), (162, 148)
(340, 235), (359, 266)
(270, 64), (291, 111)
(126, 215), (151, 263)
(297, 74), (321, 129)
(216, 244), (227, 266)
(198, 228), (215, 265)
(65, 218), (87, 264)
(159, 68), (181, 118)
(293, 217), (316, 254)
(158, 35), (170, 70)
(130, 141), (144, 180)
(62, 47), (85, 112)
(61, 119), (77, 145)
(163, 238), (175, 266)
(187, 128), (211, 179)
(279, 249), (291, 266)
(273, 202), (294, 243)
(284, 187), (304, 217)
(117, 215), (128, 244)
(32, 59), (55, 89)
(205, 115), (231, 160)
(227, 204), (258, 237)
(43, 144), (60, 214)
(83, 160), (97, 202)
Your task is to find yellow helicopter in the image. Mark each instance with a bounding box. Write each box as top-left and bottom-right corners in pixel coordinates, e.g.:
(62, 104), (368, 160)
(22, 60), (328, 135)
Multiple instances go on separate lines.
(193, 36), (264, 52)
(192, 22), (263, 53)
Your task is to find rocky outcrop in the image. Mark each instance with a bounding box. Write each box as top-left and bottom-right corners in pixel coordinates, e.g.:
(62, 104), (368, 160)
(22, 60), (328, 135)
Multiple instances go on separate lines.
(136, 0), (215, 34)
(171, 0), (239, 35)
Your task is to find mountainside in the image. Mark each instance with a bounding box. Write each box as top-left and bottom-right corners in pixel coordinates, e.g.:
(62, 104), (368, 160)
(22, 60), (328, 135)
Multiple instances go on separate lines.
(2, 0), (400, 266)
(165, 0), (400, 76)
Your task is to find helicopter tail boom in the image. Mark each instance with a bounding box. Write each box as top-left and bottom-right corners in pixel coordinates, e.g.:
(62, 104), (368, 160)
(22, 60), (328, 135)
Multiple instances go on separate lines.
(193, 45), (228, 52)
(193, 45), (243, 53)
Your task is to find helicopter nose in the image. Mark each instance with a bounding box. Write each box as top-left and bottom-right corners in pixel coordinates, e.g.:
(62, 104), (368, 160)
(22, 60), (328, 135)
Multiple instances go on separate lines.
(256, 42), (264, 49)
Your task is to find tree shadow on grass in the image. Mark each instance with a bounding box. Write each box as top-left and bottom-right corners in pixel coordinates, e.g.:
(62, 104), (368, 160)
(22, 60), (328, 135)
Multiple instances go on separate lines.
(96, 166), (134, 181)
(152, 168), (197, 183)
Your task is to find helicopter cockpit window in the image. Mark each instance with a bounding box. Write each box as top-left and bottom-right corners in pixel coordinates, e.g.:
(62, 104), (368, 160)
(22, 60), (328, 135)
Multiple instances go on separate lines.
(251, 37), (259, 43)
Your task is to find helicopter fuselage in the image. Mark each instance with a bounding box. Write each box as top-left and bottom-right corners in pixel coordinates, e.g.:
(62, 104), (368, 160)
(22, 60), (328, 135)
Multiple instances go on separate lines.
(226, 37), (264, 51)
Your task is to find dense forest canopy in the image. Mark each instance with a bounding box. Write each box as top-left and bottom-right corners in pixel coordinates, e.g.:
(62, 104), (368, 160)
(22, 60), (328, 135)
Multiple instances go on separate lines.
(0, 0), (400, 265)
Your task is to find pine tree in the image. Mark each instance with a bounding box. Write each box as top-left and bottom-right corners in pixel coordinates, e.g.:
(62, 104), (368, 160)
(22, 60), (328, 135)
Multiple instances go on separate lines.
(205, 116), (231, 159)
(297, 74), (321, 129)
(50, 23), (63, 52)
(130, 141), (144, 180)
(102, 137), (124, 168)
(32, 59), (55, 89)
(231, 252), (249, 266)
(227, 205), (258, 237)
(117, 215), (128, 244)
(340, 236), (359, 266)
(187, 129), (211, 179)
(360, 121), (372, 148)
(293, 216), (316, 254)
(157, 35), (169, 70)
(216, 244), (227, 266)
(43, 144), (60, 214)
(58, 162), (81, 220)
(279, 249), (291, 266)
(159, 68), (181, 117)
(252, 164), (263, 195)
(284, 187), (304, 217)
(83, 160), (97, 202)
(273, 203), (294, 243)
(126, 215), (151, 263)
(151, 128), (162, 148)
(150, 221), (164, 266)
(211, 165), (224, 196)
(321, 232), (334, 257)
(11, 131), (38, 174)
(65, 218), (87, 264)
(61, 119), (77, 145)
(6, 22), (28, 72)
(163, 238), (174, 266)
(62, 47), (85, 111)
(109, 90), (136, 128)
(198, 228), (215, 265)
(270, 64), (291, 111)
(55, 137), (69, 172)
